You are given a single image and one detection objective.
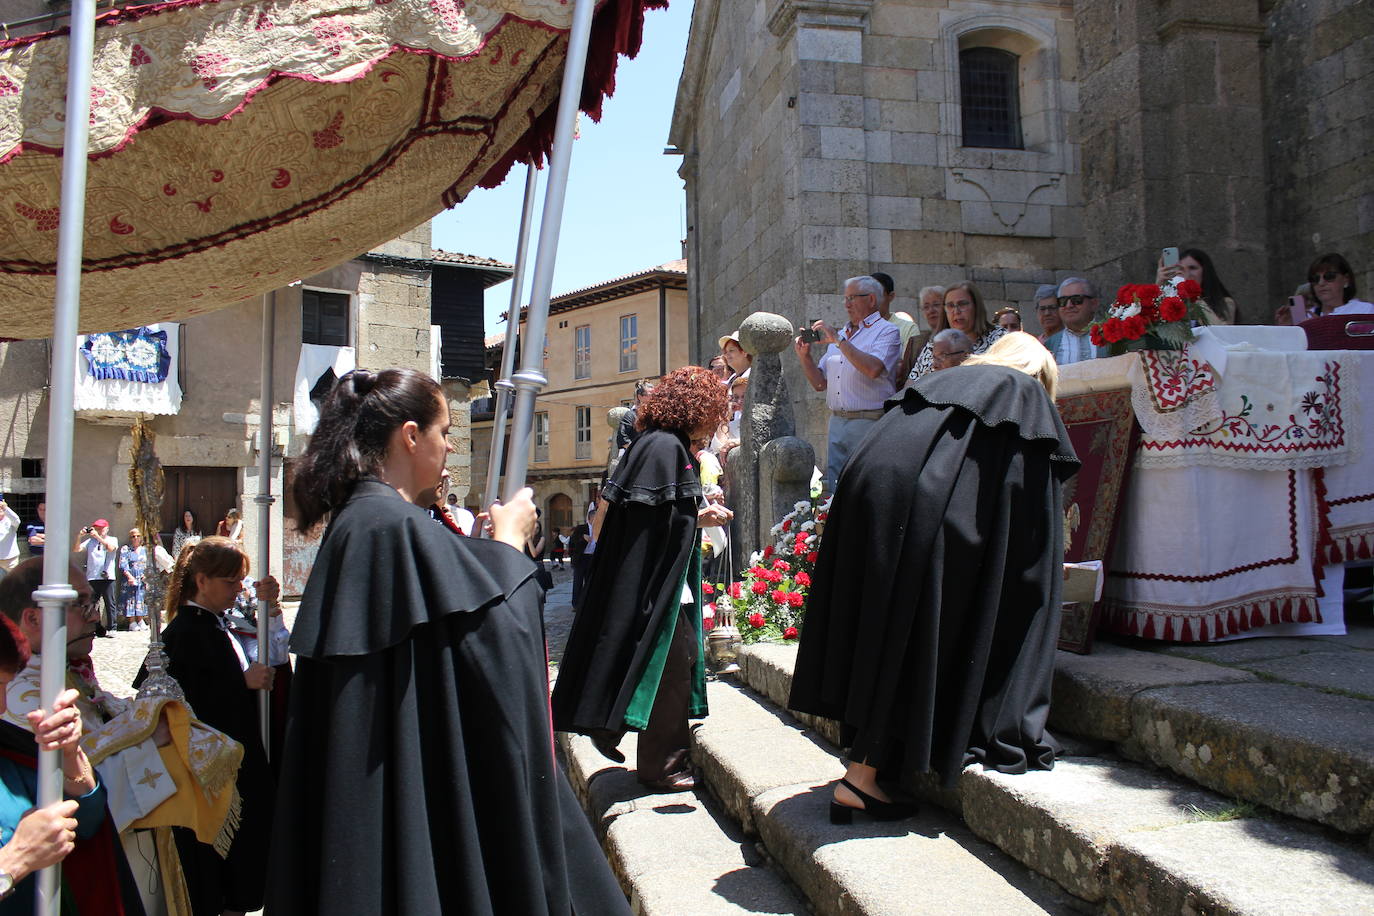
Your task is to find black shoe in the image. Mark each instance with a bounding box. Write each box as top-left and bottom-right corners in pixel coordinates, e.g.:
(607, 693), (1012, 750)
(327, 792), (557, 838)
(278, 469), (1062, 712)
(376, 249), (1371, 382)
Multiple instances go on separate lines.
(590, 733), (625, 763)
(829, 778), (917, 824)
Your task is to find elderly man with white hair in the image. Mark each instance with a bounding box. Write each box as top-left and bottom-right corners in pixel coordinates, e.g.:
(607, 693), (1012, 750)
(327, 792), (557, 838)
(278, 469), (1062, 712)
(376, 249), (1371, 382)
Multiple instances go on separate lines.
(795, 275), (902, 490)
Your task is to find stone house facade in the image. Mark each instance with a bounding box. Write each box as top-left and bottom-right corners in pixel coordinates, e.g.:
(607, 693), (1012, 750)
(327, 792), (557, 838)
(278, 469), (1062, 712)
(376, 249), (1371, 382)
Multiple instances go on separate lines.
(669, 0), (1371, 466)
(469, 261), (690, 537)
(0, 223), (502, 597)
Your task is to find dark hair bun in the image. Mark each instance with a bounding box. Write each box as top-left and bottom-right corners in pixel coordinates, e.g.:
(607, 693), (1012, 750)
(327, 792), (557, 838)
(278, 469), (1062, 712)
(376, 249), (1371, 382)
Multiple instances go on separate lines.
(348, 370), (377, 396)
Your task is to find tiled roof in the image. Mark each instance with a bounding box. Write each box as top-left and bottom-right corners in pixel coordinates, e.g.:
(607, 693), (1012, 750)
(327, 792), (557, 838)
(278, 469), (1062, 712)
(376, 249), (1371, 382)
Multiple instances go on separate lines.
(431, 249), (514, 270)
(484, 332), (505, 349)
(505, 260), (688, 321)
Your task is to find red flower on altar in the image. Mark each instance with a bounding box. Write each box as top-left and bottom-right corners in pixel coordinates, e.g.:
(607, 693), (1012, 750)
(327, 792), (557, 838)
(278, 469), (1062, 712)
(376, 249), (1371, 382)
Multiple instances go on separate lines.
(751, 581), (768, 595)
(795, 571), (811, 587)
(806, 551), (818, 563)
(748, 612), (766, 628)
(773, 559), (790, 572)
(1135, 284), (1161, 304)
(781, 518), (792, 532)
(787, 591), (805, 608)
(728, 582), (742, 599)
(1102, 318), (1125, 343)
(703, 603), (716, 629)
(1123, 315), (1148, 339)
(1090, 324), (1105, 347)
(783, 626), (799, 640)
(701, 582), (715, 595)
(1159, 296), (1186, 322)
(771, 589), (787, 604)
(762, 545), (774, 559)
(817, 512), (828, 522)
(1177, 278), (1203, 300)
(749, 565), (768, 578)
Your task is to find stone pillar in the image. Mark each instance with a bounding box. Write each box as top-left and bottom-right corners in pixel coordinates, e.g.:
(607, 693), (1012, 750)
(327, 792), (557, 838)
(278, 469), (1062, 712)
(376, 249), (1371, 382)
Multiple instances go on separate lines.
(1076, 0), (1267, 319)
(733, 312), (816, 565)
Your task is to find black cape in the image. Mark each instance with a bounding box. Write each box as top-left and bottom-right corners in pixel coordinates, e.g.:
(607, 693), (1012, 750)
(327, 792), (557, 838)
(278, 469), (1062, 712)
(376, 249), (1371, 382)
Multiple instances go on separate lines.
(136, 604), (273, 914)
(265, 479), (628, 915)
(788, 366), (1080, 786)
(551, 429), (702, 737)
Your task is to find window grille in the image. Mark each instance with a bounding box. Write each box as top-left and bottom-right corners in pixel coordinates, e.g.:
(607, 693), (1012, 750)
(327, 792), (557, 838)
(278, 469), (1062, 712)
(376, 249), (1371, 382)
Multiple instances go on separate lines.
(959, 47), (1023, 149)
(302, 290), (350, 346)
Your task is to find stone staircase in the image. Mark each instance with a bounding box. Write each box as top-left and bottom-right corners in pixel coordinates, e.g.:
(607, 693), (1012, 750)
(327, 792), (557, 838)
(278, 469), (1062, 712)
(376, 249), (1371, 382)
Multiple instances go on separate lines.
(560, 626), (1374, 915)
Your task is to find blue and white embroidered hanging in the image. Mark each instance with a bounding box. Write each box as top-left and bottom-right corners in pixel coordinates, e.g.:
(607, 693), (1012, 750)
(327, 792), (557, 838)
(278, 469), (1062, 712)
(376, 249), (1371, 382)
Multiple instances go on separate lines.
(81, 327), (171, 383)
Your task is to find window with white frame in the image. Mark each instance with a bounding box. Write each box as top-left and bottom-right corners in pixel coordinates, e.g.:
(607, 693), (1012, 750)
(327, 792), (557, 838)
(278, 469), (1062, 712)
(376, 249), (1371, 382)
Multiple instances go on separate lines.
(575, 406), (592, 460)
(534, 411), (550, 462)
(574, 325), (591, 379)
(619, 314), (638, 373)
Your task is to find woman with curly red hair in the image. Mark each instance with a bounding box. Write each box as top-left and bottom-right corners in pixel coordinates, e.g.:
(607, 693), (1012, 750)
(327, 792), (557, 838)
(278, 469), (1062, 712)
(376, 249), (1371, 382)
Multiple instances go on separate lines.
(553, 367), (733, 791)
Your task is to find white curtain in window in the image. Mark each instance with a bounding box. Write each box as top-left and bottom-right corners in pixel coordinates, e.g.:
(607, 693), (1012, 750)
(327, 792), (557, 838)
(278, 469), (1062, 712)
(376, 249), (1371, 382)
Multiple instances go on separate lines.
(294, 344), (357, 435)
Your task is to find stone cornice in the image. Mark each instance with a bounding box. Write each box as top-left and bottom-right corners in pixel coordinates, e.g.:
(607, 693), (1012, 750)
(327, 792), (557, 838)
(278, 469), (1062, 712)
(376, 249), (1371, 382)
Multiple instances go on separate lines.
(667, 0), (721, 150)
(1157, 17), (1265, 42)
(766, 0), (873, 39)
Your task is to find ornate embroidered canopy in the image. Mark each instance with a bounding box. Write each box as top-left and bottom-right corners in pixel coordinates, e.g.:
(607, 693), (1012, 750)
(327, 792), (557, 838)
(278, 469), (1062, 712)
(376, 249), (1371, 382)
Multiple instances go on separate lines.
(0, 0), (660, 338)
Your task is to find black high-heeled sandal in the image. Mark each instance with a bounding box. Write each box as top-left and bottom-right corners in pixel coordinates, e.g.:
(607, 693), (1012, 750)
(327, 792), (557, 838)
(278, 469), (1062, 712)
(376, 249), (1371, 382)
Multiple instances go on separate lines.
(829, 778), (918, 824)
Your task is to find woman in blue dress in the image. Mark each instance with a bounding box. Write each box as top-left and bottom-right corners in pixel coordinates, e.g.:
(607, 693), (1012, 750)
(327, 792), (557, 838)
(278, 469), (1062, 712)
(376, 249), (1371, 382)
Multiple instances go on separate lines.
(118, 528), (148, 632)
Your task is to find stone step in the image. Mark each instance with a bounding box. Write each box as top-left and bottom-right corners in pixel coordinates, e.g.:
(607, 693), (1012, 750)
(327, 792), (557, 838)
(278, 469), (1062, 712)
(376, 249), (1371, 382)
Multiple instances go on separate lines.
(692, 678), (1084, 915)
(732, 642), (1374, 915)
(557, 729), (810, 915)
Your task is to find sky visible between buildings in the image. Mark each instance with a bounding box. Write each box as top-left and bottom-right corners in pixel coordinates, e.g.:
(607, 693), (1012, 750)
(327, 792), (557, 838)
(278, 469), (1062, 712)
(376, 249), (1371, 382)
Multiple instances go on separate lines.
(432, 1), (693, 338)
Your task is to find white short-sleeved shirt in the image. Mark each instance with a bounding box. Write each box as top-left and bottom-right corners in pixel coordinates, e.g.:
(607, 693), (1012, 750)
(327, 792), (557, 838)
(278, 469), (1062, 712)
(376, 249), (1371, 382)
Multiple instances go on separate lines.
(817, 312), (902, 411)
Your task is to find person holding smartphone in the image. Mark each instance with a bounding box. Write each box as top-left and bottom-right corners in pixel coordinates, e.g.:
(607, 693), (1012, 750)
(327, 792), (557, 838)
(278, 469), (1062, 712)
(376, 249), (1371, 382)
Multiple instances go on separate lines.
(1156, 247), (1236, 324)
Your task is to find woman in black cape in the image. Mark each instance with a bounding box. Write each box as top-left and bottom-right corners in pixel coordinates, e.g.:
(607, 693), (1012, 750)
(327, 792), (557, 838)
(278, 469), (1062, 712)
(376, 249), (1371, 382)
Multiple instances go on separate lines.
(552, 367), (731, 791)
(789, 333), (1080, 822)
(265, 368), (628, 915)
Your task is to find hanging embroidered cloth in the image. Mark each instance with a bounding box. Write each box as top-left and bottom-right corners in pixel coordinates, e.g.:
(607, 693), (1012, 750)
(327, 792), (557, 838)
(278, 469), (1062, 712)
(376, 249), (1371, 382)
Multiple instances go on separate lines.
(81, 326), (171, 383)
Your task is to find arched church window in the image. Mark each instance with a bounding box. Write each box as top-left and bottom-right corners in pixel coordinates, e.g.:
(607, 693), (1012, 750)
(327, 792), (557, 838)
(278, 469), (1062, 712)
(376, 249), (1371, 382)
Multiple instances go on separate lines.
(959, 47), (1023, 149)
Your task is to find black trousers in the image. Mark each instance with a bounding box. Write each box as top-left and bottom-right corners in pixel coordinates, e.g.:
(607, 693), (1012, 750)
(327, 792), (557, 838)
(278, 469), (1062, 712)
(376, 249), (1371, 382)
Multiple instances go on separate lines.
(635, 601), (697, 784)
(570, 556), (590, 606)
(89, 578), (115, 631)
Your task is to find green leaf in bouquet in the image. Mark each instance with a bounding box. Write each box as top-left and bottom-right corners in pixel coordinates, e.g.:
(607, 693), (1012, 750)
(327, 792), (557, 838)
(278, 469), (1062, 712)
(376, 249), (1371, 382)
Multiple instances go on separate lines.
(1154, 322), (1194, 349)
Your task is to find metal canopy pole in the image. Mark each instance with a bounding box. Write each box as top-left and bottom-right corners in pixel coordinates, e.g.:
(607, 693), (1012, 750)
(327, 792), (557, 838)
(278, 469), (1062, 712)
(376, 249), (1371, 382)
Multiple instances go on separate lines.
(254, 290), (276, 754)
(481, 163), (540, 518)
(502, 0), (597, 500)
(34, 1), (97, 913)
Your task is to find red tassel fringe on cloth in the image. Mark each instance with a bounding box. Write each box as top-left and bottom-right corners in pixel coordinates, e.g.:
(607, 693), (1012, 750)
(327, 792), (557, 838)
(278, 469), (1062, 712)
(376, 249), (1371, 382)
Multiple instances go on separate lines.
(1101, 466), (1339, 643)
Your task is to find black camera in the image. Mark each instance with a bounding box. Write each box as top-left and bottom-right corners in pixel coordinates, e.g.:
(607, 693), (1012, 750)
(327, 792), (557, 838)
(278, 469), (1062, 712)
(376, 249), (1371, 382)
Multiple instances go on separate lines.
(798, 321), (823, 344)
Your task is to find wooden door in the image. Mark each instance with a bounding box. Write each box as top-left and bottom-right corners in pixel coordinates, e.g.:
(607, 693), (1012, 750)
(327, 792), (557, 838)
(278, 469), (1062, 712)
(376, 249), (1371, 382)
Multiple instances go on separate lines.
(159, 467), (238, 548)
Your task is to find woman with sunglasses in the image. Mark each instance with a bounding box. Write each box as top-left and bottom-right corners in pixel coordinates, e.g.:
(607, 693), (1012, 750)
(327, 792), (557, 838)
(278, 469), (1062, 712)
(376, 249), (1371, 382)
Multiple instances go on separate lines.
(1307, 253), (1372, 317)
(138, 536), (279, 916)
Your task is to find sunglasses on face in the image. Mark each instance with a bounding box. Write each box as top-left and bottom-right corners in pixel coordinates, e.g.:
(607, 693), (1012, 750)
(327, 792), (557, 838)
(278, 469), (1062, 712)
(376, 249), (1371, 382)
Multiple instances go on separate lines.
(1311, 270), (1343, 283)
(1058, 295), (1091, 307)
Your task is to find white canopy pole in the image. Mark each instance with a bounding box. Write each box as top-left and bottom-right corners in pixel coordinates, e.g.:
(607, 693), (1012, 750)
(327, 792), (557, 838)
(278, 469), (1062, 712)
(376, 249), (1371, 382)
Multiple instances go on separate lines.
(254, 290), (276, 753)
(481, 163), (540, 519)
(34, 1), (97, 913)
(502, 0), (596, 499)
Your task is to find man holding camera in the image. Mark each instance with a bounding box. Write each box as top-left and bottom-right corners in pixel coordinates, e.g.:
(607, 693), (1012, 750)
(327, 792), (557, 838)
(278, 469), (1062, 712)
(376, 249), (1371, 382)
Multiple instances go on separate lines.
(795, 275), (902, 491)
(74, 519), (118, 637)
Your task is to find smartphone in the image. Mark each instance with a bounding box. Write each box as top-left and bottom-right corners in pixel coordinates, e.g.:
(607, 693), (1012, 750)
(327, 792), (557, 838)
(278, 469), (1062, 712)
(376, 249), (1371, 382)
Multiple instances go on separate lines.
(1288, 295), (1312, 323)
(1161, 247), (1180, 268)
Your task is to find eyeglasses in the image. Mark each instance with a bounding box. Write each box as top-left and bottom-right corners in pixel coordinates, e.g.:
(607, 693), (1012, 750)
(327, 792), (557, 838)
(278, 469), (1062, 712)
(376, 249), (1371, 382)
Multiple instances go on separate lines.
(1310, 270), (1343, 283)
(1058, 295), (1092, 307)
(946, 300), (975, 311)
(71, 602), (99, 619)
(1036, 303), (1058, 313)
(843, 293), (872, 302)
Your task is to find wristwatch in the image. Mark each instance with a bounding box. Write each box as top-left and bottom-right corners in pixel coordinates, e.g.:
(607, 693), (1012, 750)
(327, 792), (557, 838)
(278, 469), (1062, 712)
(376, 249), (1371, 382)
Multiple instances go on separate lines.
(0, 870), (14, 899)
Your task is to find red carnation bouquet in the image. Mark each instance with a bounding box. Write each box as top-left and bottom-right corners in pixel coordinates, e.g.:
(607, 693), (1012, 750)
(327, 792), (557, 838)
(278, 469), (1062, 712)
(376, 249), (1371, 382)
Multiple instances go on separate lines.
(716, 495), (831, 644)
(1089, 276), (1212, 355)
